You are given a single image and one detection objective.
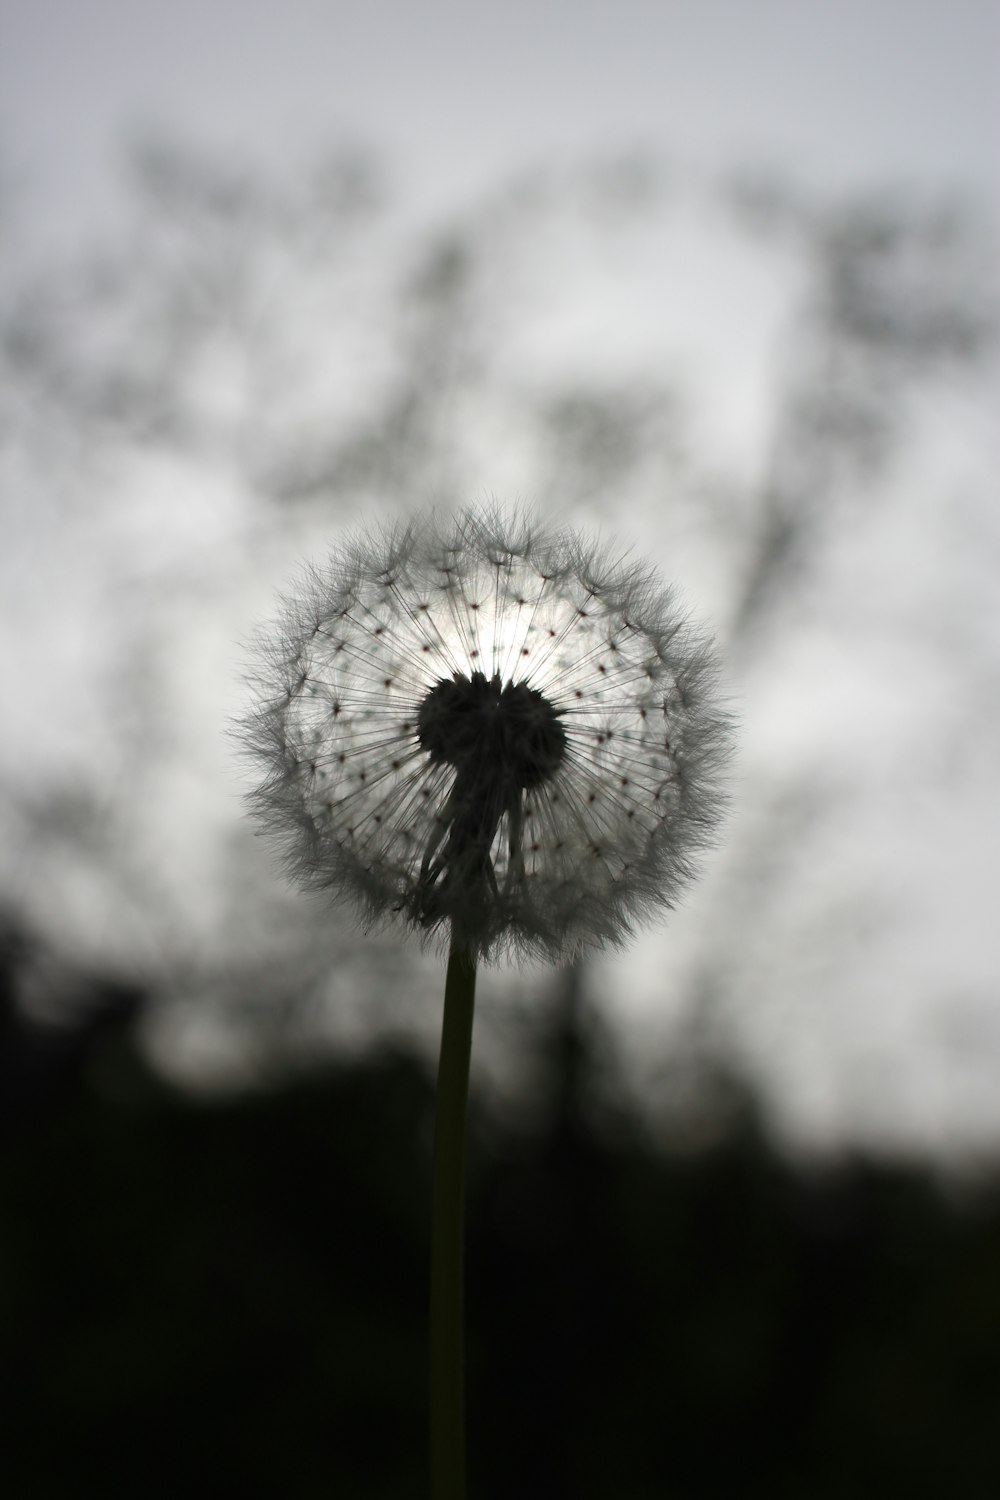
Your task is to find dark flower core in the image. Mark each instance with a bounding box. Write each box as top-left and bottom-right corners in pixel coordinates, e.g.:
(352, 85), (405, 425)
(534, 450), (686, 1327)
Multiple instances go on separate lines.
(418, 671), (566, 791)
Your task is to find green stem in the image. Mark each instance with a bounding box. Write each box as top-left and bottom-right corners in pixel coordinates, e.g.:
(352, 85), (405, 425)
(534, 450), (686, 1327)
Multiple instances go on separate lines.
(430, 933), (478, 1500)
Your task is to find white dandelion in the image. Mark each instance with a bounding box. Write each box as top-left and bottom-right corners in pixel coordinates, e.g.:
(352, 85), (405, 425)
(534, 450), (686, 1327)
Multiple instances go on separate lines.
(241, 505), (731, 964)
(238, 503), (732, 1500)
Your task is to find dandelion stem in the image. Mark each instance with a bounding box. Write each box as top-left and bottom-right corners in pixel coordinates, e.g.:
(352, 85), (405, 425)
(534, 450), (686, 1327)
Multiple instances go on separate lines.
(430, 931), (478, 1500)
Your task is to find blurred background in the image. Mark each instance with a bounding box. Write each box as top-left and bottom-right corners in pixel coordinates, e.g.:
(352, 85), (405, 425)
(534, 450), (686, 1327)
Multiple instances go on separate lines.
(2, 2), (999, 1495)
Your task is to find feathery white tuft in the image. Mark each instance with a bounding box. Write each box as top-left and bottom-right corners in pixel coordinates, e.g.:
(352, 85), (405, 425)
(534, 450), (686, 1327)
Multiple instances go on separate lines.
(239, 506), (733, 962)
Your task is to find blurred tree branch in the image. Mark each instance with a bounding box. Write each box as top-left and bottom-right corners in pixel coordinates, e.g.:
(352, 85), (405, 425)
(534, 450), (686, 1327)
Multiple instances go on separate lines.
(1, 138), (995, 1138)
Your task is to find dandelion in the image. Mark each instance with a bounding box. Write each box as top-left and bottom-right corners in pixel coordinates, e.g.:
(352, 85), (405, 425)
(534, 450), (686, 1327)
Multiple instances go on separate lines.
(238, 504), (732, 1499)
(243, 505), (730, 963)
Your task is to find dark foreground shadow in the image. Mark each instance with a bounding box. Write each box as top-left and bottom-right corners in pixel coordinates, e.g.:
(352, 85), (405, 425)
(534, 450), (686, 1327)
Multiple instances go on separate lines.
(2, 929), (999, 1498)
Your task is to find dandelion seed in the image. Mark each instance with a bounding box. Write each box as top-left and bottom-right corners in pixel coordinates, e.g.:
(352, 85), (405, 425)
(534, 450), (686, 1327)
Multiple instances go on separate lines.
(240, 504), (732, 962)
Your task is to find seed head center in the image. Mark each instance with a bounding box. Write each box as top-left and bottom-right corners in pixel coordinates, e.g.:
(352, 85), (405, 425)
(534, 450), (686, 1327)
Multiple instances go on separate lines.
(418, 671), (566, 791)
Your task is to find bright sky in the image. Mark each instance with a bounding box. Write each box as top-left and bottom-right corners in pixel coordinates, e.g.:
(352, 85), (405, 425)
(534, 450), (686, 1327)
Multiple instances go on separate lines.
(2, 0), (998, 1161)
(2, 0), (997, 235)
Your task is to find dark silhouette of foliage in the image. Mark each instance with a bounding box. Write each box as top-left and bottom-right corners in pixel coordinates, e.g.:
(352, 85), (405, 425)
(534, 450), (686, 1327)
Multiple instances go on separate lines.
(3, 924), (998, 1498)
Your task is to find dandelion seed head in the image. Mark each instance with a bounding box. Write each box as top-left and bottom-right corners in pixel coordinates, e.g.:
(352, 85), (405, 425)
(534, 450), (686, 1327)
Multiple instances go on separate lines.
(239, 505), (733, 962)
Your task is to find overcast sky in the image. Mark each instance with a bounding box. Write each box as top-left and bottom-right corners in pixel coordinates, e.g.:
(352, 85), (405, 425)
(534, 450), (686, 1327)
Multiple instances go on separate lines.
(3, 0), (998, 235)
(2, 1), (998, 1159)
